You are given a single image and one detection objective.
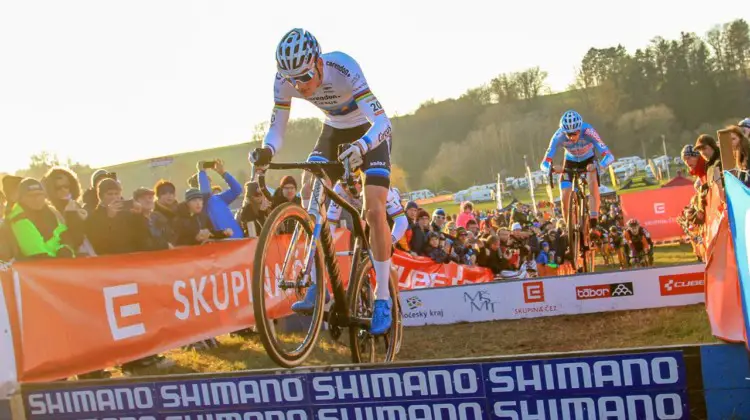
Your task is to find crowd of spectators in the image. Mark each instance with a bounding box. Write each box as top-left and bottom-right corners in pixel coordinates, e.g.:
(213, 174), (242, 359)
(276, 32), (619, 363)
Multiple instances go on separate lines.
(0, 158), (303, 378)
(677, 120), (750, 260)
(394, 197), (624, 276)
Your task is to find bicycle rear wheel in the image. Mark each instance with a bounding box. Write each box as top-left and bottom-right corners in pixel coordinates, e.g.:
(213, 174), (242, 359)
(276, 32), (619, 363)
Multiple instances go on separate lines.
(251, 202), (326, 368)
(566, 191), (581, 271)
(347, 258), (402, 364)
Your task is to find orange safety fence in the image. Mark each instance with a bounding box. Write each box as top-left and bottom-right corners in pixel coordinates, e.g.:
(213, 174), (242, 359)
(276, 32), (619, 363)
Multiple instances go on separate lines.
(703, 182), (747, 345)
(0, 227), (577, 382)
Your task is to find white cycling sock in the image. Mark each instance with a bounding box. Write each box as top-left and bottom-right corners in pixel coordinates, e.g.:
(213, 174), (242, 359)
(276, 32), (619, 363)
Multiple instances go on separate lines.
(302, 198), (310, 210)
(373, 259), (391, 301)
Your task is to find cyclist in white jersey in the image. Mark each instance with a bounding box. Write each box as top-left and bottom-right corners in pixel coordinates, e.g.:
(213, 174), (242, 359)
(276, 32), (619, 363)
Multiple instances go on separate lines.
(327, 179), (408, 245)
(249, 29), (394, 335)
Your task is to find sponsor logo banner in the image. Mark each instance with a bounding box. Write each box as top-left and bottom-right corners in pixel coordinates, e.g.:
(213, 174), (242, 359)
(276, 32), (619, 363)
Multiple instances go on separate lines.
(660, 272), (705, 296)
(22, 350), (689, 420)
(576, 282), (635, 300)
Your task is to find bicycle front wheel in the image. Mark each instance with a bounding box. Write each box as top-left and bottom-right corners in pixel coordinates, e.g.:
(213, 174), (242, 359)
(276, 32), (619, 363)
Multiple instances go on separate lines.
(347, 258), (402, 364)
(251, 202), (326, 368)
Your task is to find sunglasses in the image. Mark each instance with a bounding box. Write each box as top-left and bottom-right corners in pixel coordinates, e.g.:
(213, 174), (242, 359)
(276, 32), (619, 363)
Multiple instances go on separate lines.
(565, 130), (581, 139)
(285, 68), (316, 85)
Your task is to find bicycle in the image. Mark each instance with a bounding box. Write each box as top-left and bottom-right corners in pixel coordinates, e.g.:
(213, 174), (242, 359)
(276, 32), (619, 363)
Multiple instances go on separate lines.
(250, 156), (402, 368)
(548, 165), (595, 273)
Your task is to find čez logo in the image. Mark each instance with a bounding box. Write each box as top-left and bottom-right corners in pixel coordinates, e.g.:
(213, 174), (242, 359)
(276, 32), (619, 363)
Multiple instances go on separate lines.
(464, 290), (500, 313)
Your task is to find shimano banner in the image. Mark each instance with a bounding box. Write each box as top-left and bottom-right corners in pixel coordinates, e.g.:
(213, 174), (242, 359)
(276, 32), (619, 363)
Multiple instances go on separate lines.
(22, 350), (689, 420)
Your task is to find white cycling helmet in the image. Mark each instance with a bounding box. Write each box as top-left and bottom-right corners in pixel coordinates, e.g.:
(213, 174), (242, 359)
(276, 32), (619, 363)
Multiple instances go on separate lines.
(275, 28), (321, 77)
(739, 118), (750, 129)
(560, 110), (583, 133)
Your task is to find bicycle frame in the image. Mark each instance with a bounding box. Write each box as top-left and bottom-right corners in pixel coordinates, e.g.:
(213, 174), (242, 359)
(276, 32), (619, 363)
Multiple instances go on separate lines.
(254, 161), (373, 328)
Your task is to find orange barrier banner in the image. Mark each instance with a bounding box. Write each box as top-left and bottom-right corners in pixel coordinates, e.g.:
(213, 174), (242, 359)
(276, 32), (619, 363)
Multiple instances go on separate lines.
(1, 232), (353, 383)
(620, 185), (695, 242)
(704, 215), (746, 343)
(392, 251), (576, 288)
(392, 251), (494, 288)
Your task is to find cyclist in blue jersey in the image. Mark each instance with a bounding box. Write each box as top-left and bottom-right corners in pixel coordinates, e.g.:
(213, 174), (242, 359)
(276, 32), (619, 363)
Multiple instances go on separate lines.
(540, 110), (615, 228)
(739, 118), (750, 138)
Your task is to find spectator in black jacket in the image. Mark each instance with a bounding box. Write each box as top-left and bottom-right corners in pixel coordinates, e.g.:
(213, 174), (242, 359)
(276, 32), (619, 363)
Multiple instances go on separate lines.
(409, 209), (431, 256)
(237, 181), (271, 237)
(130, 187), (174, 251)
(82, 169), (112, 213)
(173, 188), (231, 246)
(154, 180), (180, 222)
(86, 178), (137, 255)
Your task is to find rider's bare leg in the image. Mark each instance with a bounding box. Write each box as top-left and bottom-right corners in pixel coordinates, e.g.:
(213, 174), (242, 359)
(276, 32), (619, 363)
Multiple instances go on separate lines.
(587, 169), (601, 226)
(364, 184), (390, 300)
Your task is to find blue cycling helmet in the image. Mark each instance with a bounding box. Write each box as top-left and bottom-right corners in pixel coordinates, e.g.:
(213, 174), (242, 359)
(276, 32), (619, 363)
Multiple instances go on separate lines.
(560, 110), (583, 133)
(739, 118), (750, 129)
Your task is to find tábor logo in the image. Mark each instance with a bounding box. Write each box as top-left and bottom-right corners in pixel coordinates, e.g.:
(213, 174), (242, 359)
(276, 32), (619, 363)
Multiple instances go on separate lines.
(576, 282), (634, 300)
(659, 272), (704, 296)
(523, 281), (545, 303)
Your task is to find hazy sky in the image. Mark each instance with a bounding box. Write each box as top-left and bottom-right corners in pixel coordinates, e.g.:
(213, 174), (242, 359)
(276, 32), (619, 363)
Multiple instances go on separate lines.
(0, 0), (746, 173)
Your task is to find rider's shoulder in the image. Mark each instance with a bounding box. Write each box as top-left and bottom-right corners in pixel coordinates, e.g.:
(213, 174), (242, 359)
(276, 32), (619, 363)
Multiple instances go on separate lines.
(581, 121), (596, 133)
(321, 51), (362, 75)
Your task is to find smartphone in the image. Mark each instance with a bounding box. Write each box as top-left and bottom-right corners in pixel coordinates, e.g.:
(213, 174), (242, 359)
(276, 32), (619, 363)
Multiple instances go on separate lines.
(121, 199), (134, 211)
(202, 161), (216, 169)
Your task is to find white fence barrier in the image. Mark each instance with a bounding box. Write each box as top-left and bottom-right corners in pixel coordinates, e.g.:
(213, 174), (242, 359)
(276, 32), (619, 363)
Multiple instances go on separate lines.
(399, 263), (705, 327)
(0, 274), (17, 400)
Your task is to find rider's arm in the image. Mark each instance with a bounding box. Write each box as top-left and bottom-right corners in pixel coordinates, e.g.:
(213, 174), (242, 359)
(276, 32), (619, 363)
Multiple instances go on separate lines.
(540, 132), (563, 172)
(344, 54), (392, 153)
(584, 126), (615, 168)
(261, 75), (294, 156)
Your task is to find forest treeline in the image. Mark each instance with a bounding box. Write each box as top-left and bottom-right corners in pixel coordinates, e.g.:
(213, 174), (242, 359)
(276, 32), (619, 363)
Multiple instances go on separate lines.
(12, 19), (750, 194)
(254, 18), (750, 192)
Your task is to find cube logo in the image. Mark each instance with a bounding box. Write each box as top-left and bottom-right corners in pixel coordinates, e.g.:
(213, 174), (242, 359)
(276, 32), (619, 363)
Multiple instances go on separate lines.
(523, 281), (545, 303)
(576, 282), (634, 300)
(654, 203), (666, 214)
(659, 272), (704, 296)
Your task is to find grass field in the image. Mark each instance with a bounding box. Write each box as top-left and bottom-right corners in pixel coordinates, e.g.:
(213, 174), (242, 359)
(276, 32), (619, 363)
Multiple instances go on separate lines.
(119, 242), (710, 379)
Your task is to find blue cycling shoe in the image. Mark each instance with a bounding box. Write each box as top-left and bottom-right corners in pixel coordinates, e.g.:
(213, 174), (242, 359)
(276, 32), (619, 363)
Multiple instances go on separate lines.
(290, 283), (330, 314)
(370, 299), (393, 335)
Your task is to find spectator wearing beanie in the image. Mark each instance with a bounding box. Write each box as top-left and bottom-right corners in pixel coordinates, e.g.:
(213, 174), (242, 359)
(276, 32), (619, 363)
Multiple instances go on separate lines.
(396, 201), (419, 253)
(272, 175), (301, 208)
(7, 178), (76, 259)
(681, 145), (707, 188)
(237, 181), (270, 237)
(196, 159), (243, 239)
(409, 209), (432, 256)
(82, 169), (112, 213)
(86, 178), (137, 255)
(154, 180), (180, 221)
(173, 188), (231, 246)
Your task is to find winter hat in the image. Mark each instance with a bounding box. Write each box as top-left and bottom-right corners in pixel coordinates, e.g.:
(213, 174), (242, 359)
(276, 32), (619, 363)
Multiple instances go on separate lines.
(280, 175), (297, 189)
(90, 169), (108, 188)
(185, 188), (204, 202)
(406, 201), (418, 210)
